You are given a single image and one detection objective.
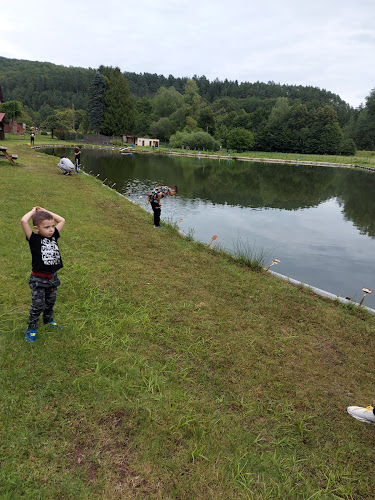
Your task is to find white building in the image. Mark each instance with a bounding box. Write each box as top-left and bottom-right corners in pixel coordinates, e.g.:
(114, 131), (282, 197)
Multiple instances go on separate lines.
(136, 137), (159, 147)
(122, 135), (159, 147)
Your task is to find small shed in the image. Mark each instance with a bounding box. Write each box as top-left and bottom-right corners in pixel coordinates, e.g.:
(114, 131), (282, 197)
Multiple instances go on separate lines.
(122, 135), (137, 145)
(4, 121), (26, 135)
(136, 137), (159, 147)
(122, 135), (159, 147)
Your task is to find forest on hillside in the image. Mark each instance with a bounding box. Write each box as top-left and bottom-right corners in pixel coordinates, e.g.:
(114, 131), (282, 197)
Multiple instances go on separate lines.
(1, 56), (374, 153)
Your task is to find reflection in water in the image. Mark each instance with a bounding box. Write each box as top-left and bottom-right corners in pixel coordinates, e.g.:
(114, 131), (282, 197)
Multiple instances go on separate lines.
(44, 148), (375, 307)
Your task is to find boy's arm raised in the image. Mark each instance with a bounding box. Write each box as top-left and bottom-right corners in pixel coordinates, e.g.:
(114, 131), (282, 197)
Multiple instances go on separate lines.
(21, 207), (36, 239)
(37, 207), (66, 232)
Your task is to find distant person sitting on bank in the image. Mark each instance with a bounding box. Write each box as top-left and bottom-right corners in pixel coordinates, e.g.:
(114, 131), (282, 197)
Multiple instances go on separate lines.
(58, 156), (75, 175)
(147, 185), (178, 228)
(74, 145), (81, 173)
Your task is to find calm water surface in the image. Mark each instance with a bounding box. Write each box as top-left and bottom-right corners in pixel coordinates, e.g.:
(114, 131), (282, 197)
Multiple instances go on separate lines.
(47, 148), (375, 308)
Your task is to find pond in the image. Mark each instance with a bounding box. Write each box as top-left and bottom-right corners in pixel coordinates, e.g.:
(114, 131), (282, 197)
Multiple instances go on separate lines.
(45, 147), (375, 309)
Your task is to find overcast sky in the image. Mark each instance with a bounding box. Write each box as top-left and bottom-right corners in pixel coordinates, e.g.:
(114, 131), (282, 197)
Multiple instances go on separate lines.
(2, 0), (374, 108)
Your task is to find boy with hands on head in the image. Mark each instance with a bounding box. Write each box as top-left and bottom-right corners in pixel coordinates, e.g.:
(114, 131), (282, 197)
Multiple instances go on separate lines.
(21, 206), (65, 342)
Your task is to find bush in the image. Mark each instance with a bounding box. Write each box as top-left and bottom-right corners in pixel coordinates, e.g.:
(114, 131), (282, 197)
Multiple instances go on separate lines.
(340, 138), (356, 156)
(169, 131), (220, 151)
(54, 128), (66, 140)
(226, 128), (255, 152)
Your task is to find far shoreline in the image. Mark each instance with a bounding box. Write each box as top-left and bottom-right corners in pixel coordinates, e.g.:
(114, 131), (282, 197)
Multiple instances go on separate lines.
(32, 143), (375, 173)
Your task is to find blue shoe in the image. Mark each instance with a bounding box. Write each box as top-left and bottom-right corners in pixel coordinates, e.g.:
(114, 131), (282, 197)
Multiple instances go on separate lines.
(25, 329), (37, 342)
(75, 170), (81, 173)
(44, 319), (62, 329)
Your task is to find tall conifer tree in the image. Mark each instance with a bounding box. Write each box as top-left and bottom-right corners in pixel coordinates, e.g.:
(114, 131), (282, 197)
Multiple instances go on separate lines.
(101, 69), (135, 136)
(88, 72), (106, 133)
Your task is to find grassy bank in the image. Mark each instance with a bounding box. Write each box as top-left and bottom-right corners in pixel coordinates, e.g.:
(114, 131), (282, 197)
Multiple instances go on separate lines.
(1, 142), (375, 498)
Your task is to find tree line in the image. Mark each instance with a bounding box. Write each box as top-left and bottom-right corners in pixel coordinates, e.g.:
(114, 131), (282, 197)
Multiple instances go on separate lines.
(0, 56), (374, 153)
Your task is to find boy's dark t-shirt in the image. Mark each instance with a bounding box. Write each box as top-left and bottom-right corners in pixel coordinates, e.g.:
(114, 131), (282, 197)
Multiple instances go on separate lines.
(28, 228), (63, 273)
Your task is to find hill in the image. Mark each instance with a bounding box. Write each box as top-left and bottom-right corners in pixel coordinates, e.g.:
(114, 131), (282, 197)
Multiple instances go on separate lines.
(0, 56), (352, 119)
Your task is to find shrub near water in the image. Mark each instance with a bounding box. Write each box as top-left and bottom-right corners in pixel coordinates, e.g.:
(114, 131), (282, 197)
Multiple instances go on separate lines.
(1, 142), (375, 498)
(169, 130), (220, 151)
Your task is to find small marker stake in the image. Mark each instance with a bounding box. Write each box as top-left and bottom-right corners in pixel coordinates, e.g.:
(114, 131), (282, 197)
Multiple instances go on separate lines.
(266, 259), (280, 271)
(359, 287), (372, 306)
(207, 235), (218, 247)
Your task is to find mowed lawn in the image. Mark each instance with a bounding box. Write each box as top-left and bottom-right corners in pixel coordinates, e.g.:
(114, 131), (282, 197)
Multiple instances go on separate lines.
(1, 143), (375, 499)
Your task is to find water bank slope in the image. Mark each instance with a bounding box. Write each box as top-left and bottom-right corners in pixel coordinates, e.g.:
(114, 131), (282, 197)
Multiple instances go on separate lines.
(1, 144), (375, 499)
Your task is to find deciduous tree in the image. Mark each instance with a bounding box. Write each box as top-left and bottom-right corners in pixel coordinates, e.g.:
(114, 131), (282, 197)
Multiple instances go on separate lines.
(152, 86), (183, 120)
(227, 127), (255, 152)
(149, 117), (174, 141)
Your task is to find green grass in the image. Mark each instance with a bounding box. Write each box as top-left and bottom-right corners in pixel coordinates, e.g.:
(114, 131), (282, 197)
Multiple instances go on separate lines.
(156, 145), (375, 168)
(1, 141), (375, 498)
(230, 237), (272, 271)
(225, 149), (375, 167)
(3, 133), (81, 146)
(150, 144), (375, 169)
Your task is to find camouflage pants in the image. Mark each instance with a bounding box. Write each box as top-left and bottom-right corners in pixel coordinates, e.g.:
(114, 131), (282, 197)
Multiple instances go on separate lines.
(28, 273), (60, 330)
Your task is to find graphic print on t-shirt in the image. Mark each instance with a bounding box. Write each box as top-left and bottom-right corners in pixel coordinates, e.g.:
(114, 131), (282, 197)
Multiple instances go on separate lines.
(41, 237), (61, 266)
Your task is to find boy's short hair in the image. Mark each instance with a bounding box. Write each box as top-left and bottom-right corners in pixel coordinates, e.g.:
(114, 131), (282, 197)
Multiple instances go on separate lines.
(170, 185), (178, 193)
(33, 211), (53, 226)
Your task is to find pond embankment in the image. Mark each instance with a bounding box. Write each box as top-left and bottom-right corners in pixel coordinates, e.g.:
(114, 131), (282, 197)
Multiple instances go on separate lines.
(2, 143), (375, 498)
